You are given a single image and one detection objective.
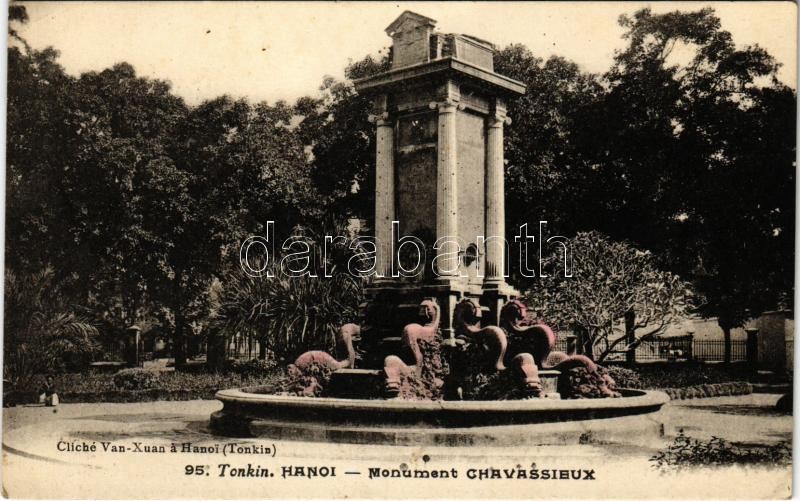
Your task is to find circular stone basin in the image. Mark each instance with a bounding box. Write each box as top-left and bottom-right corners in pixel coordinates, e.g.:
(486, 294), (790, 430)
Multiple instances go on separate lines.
(210, 388), (670, 446)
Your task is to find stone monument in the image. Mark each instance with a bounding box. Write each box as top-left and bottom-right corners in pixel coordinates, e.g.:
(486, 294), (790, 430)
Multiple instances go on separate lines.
(272, 10), (616, 401)
(210, 11), (667, 443)
(353, 11), (526, 369)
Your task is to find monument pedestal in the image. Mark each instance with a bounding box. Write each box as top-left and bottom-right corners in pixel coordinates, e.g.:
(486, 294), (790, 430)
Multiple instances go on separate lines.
(360, 279), (520, 370)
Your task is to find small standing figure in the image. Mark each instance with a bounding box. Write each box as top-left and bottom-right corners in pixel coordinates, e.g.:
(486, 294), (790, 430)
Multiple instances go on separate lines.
(39, 376), (59, 406)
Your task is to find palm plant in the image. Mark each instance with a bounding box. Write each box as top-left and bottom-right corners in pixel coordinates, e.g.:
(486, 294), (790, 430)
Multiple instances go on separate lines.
(4, 268), (100, 389)
(214, 224), (366, 363)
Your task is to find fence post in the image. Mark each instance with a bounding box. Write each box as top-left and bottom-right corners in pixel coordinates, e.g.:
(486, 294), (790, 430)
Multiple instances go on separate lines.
(573, 324), (590, 356)
(625, 309), (636, 365)
(125, 326), (141, 368)
(566, 334), (577, 355)
(571, 323), (589, 356)
(746, 328), (759, 368)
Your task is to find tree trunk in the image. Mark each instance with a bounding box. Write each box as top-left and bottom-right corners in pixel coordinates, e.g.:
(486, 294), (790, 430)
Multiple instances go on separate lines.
(625, 309), (636, 366)
(574, 324), (594, 361)
(583, 335), (595, 361)
(174, 308), (187, 370)
(258, 338), (267, 360)
(717, 317), (732, 365)
(206, 329), (226, 372)
(721, 324), (732, 365)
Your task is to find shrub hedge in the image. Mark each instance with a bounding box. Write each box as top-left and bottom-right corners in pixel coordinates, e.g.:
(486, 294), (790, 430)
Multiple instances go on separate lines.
(113, 368), (161, 390)
(661, 382), (752, 400)
(605, 362), (753, 389)
(651, 431), (791, 469)
(4, 365), (285, 405)
(4, 361), (758, 405)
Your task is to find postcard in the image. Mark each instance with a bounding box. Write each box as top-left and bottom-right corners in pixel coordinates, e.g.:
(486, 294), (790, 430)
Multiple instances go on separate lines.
(2, 1), (795, 498)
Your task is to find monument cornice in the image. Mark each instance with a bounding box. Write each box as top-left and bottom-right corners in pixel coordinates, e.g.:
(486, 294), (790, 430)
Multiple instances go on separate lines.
(353, 57), (526, 96)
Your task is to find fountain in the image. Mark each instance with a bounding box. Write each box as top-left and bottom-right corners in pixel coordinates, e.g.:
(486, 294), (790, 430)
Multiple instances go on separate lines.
(211, 11), (668, 446)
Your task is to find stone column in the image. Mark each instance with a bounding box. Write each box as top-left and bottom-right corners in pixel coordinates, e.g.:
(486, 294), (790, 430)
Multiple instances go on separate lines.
(484, 103), (509, 285)
(431, 98), (459, 279)
(372, 109), (394, 279)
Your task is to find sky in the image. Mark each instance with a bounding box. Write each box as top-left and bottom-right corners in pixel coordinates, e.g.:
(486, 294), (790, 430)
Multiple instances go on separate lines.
(15, 1), (798, 106)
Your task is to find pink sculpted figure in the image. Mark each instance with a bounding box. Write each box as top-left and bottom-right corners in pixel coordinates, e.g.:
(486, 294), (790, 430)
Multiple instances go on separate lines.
(510, 352), (542, 397)
(401, 298), (441, 376)
(287, 323), (360, 396)
(383, 298), (442, 397)
(453, 298), (508, 371)
(383, 354), (414, 396)
(500, 299), (618, 397)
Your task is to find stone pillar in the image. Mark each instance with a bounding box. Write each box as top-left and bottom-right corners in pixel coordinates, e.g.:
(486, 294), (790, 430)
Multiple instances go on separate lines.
(484, 102), (509, 284)
(372, 106), (394, 279)
(125, 326), (141, 368)
(566, 334), (577, 355)
(431, 96), (459, 279)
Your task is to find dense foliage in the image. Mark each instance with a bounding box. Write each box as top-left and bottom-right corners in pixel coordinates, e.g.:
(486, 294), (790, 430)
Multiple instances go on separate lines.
(113, 368), (161, 390)
(2, 370), (285, 405)
(496, 9), (795, 351)
(605, 363), (756, 389)
(213, 257), (364, 363)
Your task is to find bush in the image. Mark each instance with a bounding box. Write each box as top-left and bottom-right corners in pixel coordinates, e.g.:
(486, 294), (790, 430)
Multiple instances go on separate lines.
(663, 382), (752, 400)
(6, 368), (290, 405)
(603, 363), (752, 389)
(113, 368), (161, 390)
(651, 431), (791, 469)
(226, 358), (277, 376)
(604, 366), (645, 389)
(4, 269), (101, 389)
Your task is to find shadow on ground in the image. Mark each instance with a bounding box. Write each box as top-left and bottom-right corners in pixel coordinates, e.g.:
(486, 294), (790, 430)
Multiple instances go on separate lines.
(699, 404), (788, 417)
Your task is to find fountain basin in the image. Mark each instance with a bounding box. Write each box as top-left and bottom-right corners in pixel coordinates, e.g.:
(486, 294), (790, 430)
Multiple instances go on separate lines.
(210, 388), (670, 446)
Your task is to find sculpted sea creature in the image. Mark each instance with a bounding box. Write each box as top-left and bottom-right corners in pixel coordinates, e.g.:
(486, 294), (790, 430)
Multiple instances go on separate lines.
(510, 352), (542, 397)
(500, 299), (619, 398)
(500, 300), (554, 363)
(453, 298), (507, 371)
(383, 354), (414, 397)
(402, 298), (441, 376)
(382, 299), (445, 399)
(286, 323), (360, 396)
(290, 323), (360, 371)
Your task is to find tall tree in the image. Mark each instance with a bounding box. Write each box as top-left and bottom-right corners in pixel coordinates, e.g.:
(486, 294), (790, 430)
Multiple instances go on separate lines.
(495, 46), (602, 235)
(7, 7), (320, 367)
(156, 95), (317, 366)
(7, 33), (76, 278)
(589, 8), (795, 360)
(294, 54), (389, 225)
(63, 63), (188, 331)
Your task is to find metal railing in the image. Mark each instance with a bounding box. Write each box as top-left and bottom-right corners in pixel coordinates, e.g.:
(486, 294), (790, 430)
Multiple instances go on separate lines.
(225, 333), (260, 361)
(550, 335), (748, 363)
(691, 340), (747, 362)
